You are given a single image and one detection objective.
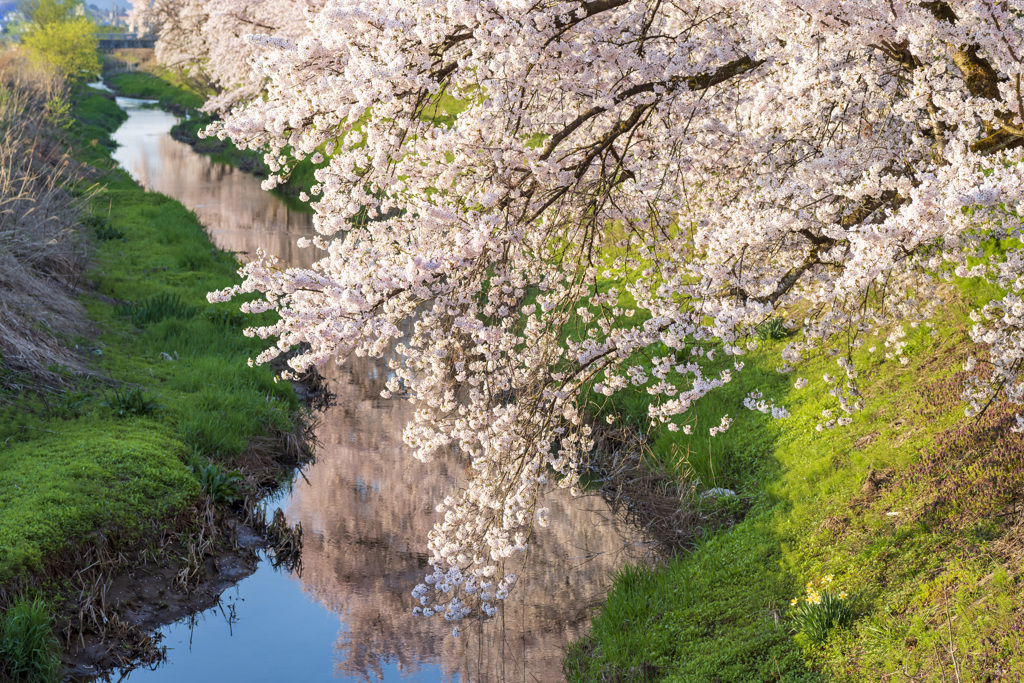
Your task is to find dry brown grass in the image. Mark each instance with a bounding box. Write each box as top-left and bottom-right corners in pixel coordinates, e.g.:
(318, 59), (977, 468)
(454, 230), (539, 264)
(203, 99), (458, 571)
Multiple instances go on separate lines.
(592, 425), (710, 551)
(0, 51), (94, 395)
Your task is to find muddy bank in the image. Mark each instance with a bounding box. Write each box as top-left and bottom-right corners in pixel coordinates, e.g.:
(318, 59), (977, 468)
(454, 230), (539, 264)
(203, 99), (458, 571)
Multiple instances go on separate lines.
(48, 395), (322, 679)
(57, 348), (330, 677)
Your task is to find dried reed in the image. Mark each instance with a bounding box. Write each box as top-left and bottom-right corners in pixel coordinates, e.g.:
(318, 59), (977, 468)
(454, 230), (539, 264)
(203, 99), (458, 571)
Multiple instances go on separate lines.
(592, 425), (709, 552)
(0, 51), (94, 396)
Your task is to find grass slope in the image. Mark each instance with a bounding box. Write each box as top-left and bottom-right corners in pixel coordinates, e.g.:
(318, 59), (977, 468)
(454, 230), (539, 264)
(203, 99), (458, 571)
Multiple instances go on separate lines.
(0, 85), (300, 586)
(566, 279), (1024, 680)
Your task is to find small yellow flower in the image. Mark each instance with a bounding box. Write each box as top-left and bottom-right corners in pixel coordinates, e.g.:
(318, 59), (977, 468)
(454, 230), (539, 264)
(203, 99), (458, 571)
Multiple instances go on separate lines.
(823, 574), (834, 585)
(791, 598), (799, 606)
(839, 591), (848, 600)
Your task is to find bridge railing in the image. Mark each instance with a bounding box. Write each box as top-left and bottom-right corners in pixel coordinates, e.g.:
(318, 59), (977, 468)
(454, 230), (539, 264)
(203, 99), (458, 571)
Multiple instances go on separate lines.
(96, 33), (157, 49)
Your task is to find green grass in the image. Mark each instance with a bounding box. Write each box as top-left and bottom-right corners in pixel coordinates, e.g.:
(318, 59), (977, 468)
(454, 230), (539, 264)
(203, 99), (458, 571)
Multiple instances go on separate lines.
(79, 187), (300, 460)
(105, 71), (204, 112)
(0, 421), (198, 583)
(565, 285), (1024, 680)
(567, 520), (820, 682)
(0, 65), (302, 591)
(0, 597), (61, 682)
(69, 84), (127, 151)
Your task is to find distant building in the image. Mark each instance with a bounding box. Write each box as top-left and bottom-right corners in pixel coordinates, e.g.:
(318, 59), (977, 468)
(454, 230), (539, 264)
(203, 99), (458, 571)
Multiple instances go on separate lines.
(86, 3), (129, 28)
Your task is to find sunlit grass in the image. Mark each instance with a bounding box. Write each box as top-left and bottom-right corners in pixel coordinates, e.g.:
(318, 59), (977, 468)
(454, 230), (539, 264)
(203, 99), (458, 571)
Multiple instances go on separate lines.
(0, 75), (301, 588)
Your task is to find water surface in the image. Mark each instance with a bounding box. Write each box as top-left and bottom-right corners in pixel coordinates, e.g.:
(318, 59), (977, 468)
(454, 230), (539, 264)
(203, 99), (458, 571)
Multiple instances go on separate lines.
(108, 96), (635, 682)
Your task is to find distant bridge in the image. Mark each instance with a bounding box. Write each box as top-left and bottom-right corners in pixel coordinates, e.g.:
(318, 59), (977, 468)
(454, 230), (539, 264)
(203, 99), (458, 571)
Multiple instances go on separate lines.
(96, 33), (156, 51)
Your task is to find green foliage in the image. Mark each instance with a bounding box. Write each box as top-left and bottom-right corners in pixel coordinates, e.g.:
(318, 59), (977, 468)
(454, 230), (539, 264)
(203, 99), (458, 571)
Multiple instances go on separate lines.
(790, 577), (855, 644)
(0, 596), (61, 683)
(43, 95), (72, 129)
(104, 385), (157, 417)
(41, 388), (89, 419)
(119, 292), (197, 327)
(83, 214), (124, 240)
(755, 316), (791, 341)
(23, 16), (100, 81)
(186, 454), (244, 505)
(19, 0), (79, 26)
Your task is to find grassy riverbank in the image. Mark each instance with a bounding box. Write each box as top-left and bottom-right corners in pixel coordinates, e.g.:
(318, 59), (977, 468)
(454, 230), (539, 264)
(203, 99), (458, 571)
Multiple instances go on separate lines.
(563, 268), (1024, 679)
(1, 57), (307, 679)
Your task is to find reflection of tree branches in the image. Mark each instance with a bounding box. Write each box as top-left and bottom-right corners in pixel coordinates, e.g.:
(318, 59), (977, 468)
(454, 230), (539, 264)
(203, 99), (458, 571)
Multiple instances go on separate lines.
(287, 356), (638, 682)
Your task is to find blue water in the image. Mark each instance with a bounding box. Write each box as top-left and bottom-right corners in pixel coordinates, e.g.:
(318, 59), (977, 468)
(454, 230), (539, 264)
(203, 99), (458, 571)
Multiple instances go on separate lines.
(136, 566), (448, 682)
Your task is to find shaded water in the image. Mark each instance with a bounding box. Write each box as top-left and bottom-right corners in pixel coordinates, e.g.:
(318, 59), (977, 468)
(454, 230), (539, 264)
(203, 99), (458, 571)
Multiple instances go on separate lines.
(108, 96), (636, 682)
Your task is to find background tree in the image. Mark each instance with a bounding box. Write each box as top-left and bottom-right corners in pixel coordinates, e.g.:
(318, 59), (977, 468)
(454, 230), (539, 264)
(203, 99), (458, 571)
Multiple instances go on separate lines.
(129, 0), (322, 110)
(22, 14), (98, 81)
(18, 0), (80, 26)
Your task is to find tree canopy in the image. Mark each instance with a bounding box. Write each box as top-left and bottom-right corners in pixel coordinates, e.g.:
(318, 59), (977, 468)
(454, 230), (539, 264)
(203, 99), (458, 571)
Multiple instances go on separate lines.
(19, 0), (80, 26)
(22, 15), (99, 81)
(135, 0), (1024, 626)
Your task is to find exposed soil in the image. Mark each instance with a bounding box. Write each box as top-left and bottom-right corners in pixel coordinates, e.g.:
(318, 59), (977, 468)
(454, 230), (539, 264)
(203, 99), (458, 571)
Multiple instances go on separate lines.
(63, 521), (265, 680)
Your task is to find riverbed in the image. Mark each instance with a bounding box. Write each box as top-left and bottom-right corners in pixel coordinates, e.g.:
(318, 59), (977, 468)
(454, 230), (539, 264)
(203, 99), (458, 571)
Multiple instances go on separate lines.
(101, 95), (636, 682)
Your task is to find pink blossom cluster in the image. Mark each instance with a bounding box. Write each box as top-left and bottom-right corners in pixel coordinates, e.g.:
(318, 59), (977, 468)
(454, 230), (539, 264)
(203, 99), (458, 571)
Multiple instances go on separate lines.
(137, 0), (1024, 622)
(130, 0), (322, 111)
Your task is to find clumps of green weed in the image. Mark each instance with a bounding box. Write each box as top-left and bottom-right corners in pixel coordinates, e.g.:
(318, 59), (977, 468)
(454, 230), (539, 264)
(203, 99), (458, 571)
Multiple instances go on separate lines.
(756, 316), (791, 341)
(185, 453), (244, 505)
(790, 575), (855, 644)
(82, 214), (124, 241)
(0, 597), (61, 683)
(104, 386), (157, 417)
(201, 307), (246, 329)
(41, 389), (90, 419)
(119, 292), (196, 326)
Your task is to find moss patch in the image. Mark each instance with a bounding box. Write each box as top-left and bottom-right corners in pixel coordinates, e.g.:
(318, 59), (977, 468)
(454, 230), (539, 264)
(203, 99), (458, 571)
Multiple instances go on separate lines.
(0, 421), (198, 583)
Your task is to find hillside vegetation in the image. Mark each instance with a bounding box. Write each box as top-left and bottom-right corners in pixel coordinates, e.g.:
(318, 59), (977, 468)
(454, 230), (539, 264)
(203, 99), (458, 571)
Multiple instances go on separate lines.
(563, 272), (1024, 680)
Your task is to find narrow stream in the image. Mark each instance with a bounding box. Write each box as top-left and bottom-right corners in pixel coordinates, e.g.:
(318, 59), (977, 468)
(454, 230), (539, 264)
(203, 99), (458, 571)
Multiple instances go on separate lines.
(104, 95), (636, 682)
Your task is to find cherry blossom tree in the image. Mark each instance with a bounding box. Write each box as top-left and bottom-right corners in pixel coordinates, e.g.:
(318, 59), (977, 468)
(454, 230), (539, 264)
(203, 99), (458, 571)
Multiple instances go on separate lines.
(188, 0), (1024, 626)
(129, 0), (320, 109)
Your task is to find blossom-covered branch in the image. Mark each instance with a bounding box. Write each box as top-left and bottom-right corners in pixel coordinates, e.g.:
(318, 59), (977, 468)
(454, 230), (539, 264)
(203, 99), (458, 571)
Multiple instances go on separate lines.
(150, 0), (1024, 625)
